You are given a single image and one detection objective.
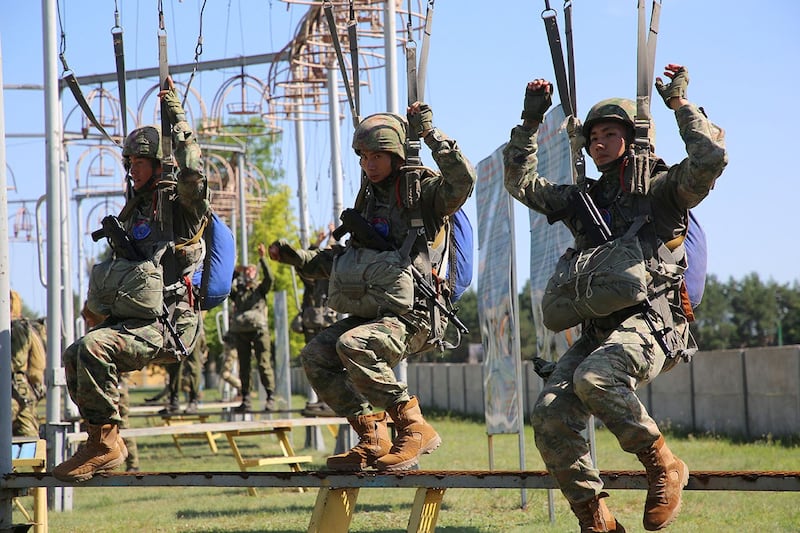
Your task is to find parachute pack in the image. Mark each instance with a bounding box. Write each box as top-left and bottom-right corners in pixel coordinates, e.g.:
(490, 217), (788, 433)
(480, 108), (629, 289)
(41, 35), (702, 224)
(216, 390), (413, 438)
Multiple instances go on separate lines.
(192, 211), (236, 310)
(684, 210), (708, 308)
(446, 208), (474, 302)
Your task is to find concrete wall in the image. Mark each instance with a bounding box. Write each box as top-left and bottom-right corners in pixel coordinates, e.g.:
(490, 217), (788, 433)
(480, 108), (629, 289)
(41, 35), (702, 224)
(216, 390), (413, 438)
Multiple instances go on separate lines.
(291, 345), (800, 438)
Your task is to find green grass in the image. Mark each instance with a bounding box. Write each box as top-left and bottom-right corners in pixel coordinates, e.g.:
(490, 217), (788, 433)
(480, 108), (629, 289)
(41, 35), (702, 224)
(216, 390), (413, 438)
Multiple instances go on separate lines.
(12, 388), (800, 532)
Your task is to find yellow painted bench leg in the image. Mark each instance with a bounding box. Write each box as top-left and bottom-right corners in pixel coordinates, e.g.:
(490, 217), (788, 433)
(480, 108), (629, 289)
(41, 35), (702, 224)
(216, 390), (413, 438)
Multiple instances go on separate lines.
(307, 487), (359, 533)
(407, 487), (446, 533)
(275, 429), (306, 493)
(225, 433), (258, 497)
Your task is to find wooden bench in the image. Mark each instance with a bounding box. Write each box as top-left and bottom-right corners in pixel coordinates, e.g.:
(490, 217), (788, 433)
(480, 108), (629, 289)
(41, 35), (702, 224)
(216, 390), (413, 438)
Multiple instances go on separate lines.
(11, 437), (47, 533)
(67, 417), (348, 496)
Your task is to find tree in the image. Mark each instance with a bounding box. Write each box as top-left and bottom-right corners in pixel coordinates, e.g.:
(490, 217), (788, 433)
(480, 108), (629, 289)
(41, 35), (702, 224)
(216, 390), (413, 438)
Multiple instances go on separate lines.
(691, 273), (735, 350)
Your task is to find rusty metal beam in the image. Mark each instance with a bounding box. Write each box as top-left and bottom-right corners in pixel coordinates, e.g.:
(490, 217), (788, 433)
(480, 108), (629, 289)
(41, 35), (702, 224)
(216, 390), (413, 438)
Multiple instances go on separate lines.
(4, 470), (800, 492)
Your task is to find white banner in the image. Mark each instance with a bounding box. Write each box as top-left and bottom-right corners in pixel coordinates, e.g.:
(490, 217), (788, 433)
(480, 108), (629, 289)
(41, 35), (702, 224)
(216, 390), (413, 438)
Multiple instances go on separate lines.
(529, 104), (581, 359)
(476, 145), (521, 435)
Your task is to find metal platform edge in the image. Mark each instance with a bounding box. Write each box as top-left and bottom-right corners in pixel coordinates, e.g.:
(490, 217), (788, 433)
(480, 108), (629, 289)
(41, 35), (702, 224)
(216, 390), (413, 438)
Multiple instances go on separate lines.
(4, 470), (800, 492)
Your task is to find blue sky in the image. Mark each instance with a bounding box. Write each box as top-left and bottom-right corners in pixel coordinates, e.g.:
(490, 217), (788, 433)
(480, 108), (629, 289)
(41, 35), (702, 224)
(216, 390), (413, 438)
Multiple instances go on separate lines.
(3, 1), (799, 316)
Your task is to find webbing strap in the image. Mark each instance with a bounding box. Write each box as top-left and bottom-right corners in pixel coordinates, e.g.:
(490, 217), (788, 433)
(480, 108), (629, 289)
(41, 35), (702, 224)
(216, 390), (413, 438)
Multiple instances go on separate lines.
(347, 1), (361, 121)
(158, 30), (173, 173)
(563, 0), (577, 114)
(62, 70), (119, 146)
(541, 6), (572, 118)
(632, 0), (662, 196)
(112, 10), (127, 137)
(541, 1), (585, 183)
(323, 1), (360, 128)
(416, 1), (435, 101)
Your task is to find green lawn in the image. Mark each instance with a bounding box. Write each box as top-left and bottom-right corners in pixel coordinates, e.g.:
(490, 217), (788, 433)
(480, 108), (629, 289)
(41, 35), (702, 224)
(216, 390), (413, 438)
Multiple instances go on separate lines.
(12, 388), (800, 532)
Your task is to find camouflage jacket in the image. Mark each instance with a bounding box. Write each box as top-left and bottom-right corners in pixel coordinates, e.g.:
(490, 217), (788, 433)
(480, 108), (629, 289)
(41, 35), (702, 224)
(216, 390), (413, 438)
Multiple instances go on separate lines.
(503, 103), (727, 335)
(120, 119), (209, 287)
(503, 103), (727, 250)
(288, 131), (475, 288)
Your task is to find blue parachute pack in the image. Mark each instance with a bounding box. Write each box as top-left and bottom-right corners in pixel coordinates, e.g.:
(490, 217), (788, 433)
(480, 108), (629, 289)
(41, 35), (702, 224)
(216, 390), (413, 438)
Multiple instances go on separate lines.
(192, 211), (236, 310)
(447, 208), (474, 302)
(684, 210), (707, 308)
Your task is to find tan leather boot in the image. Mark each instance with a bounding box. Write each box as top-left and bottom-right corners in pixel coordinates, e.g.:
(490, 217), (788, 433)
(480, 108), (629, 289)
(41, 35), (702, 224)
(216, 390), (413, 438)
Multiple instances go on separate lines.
(326, 411), (392, 471)
(375, 396), (441, 471)
(570, 492), (626, 532)
(53, 423), (126, 482)
(636, 435), (689, 530)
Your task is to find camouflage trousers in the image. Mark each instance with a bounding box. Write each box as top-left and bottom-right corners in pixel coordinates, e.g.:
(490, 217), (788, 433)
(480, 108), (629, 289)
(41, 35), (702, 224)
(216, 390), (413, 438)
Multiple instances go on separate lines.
(11, 394), (39, 438)
(118, 373), (139, 469)
(228, 329), (274, 395)
(532, 313), (673, 505)
(219, 342), (241, 389)
(63, 313), (199, 425)
(164, 340), (206, 401)
(300, 314), (429, 418)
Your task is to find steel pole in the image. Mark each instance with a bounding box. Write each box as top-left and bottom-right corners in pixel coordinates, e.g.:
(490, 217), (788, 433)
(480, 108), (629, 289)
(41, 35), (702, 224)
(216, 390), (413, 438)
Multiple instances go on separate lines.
(0, 32), (16, 531)
(383, 0), (399, 114)
(328, 67), (344, 223)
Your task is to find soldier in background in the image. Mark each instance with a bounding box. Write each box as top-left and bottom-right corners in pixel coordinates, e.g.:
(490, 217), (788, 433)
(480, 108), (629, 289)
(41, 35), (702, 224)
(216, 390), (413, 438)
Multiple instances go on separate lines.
(9, 290), (46, 437)
(228, 243), (276, 412)
(295, 225), (338, 417)
(159, 324), (207, 415)
(503, 65), (727, 531)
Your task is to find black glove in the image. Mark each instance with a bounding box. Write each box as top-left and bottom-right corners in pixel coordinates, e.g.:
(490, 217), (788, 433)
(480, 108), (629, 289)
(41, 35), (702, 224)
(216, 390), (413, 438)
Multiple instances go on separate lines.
(408, 103), (434, 137)
(655, 67), (689, 107)
(521, 85), (552, 122)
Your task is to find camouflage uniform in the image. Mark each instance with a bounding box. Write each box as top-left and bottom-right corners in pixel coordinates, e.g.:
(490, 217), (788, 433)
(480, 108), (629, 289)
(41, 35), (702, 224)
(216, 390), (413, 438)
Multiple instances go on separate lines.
(298, 270), (337, 343)
(117, 373), (139, 471)
(62, 95), (208, 427)
(162, 325), (207, 413)
(10, 317), (46, 437)
(228, 257), (275, 410)
(503, 91), (727, 513)
(273, 109), (474, 471)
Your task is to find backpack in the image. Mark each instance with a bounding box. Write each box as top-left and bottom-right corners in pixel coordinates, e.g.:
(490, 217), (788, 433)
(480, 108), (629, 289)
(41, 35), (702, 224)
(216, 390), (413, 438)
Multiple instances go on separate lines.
(684, 210), (707, 308)
(192, 211), (236, 310)
(446, 208), (474, 302)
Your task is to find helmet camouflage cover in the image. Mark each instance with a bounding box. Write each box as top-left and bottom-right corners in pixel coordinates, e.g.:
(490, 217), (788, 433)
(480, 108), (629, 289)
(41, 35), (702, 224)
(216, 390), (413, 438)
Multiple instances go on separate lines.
(122, 126), (162, 160)
(582, 98), (655, 151)
(352, 113), (407, 160)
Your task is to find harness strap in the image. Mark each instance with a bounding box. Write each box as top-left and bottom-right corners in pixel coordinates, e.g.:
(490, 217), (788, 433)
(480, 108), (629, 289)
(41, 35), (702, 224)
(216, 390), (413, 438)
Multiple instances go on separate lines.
(323, 1), (360, 128)
(416, 0), (435, 101)
(62, 69), (119, 146)
(541, 2), (586, 183)
(111, 7), (127, 137)
(158, 2), (174, 175)
(347, 0), (361, 120)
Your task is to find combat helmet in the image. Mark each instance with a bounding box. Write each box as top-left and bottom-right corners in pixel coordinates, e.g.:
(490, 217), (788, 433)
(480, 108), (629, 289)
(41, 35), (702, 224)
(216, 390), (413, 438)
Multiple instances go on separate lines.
(352, 113), (407, 160)
(582, 98), (655, 151)
(122, 126), (162, 161)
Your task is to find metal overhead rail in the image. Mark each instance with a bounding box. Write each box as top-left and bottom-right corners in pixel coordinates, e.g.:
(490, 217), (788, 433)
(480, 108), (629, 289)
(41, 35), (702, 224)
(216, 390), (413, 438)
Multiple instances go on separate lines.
(5, 470), (800, 492)
(66, 51), (290, 87)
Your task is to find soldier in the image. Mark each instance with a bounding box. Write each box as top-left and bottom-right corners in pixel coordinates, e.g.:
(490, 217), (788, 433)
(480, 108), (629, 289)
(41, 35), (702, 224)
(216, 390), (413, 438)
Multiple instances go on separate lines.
(54, 76), (208, 482)
(9, 290), (46, 438)
(159, 324), (207, 415)
(296, 225), (338, 417)
(228, 243), (276, 412)
(503, 64), (727, 531)
(269, 102), (475, 471)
